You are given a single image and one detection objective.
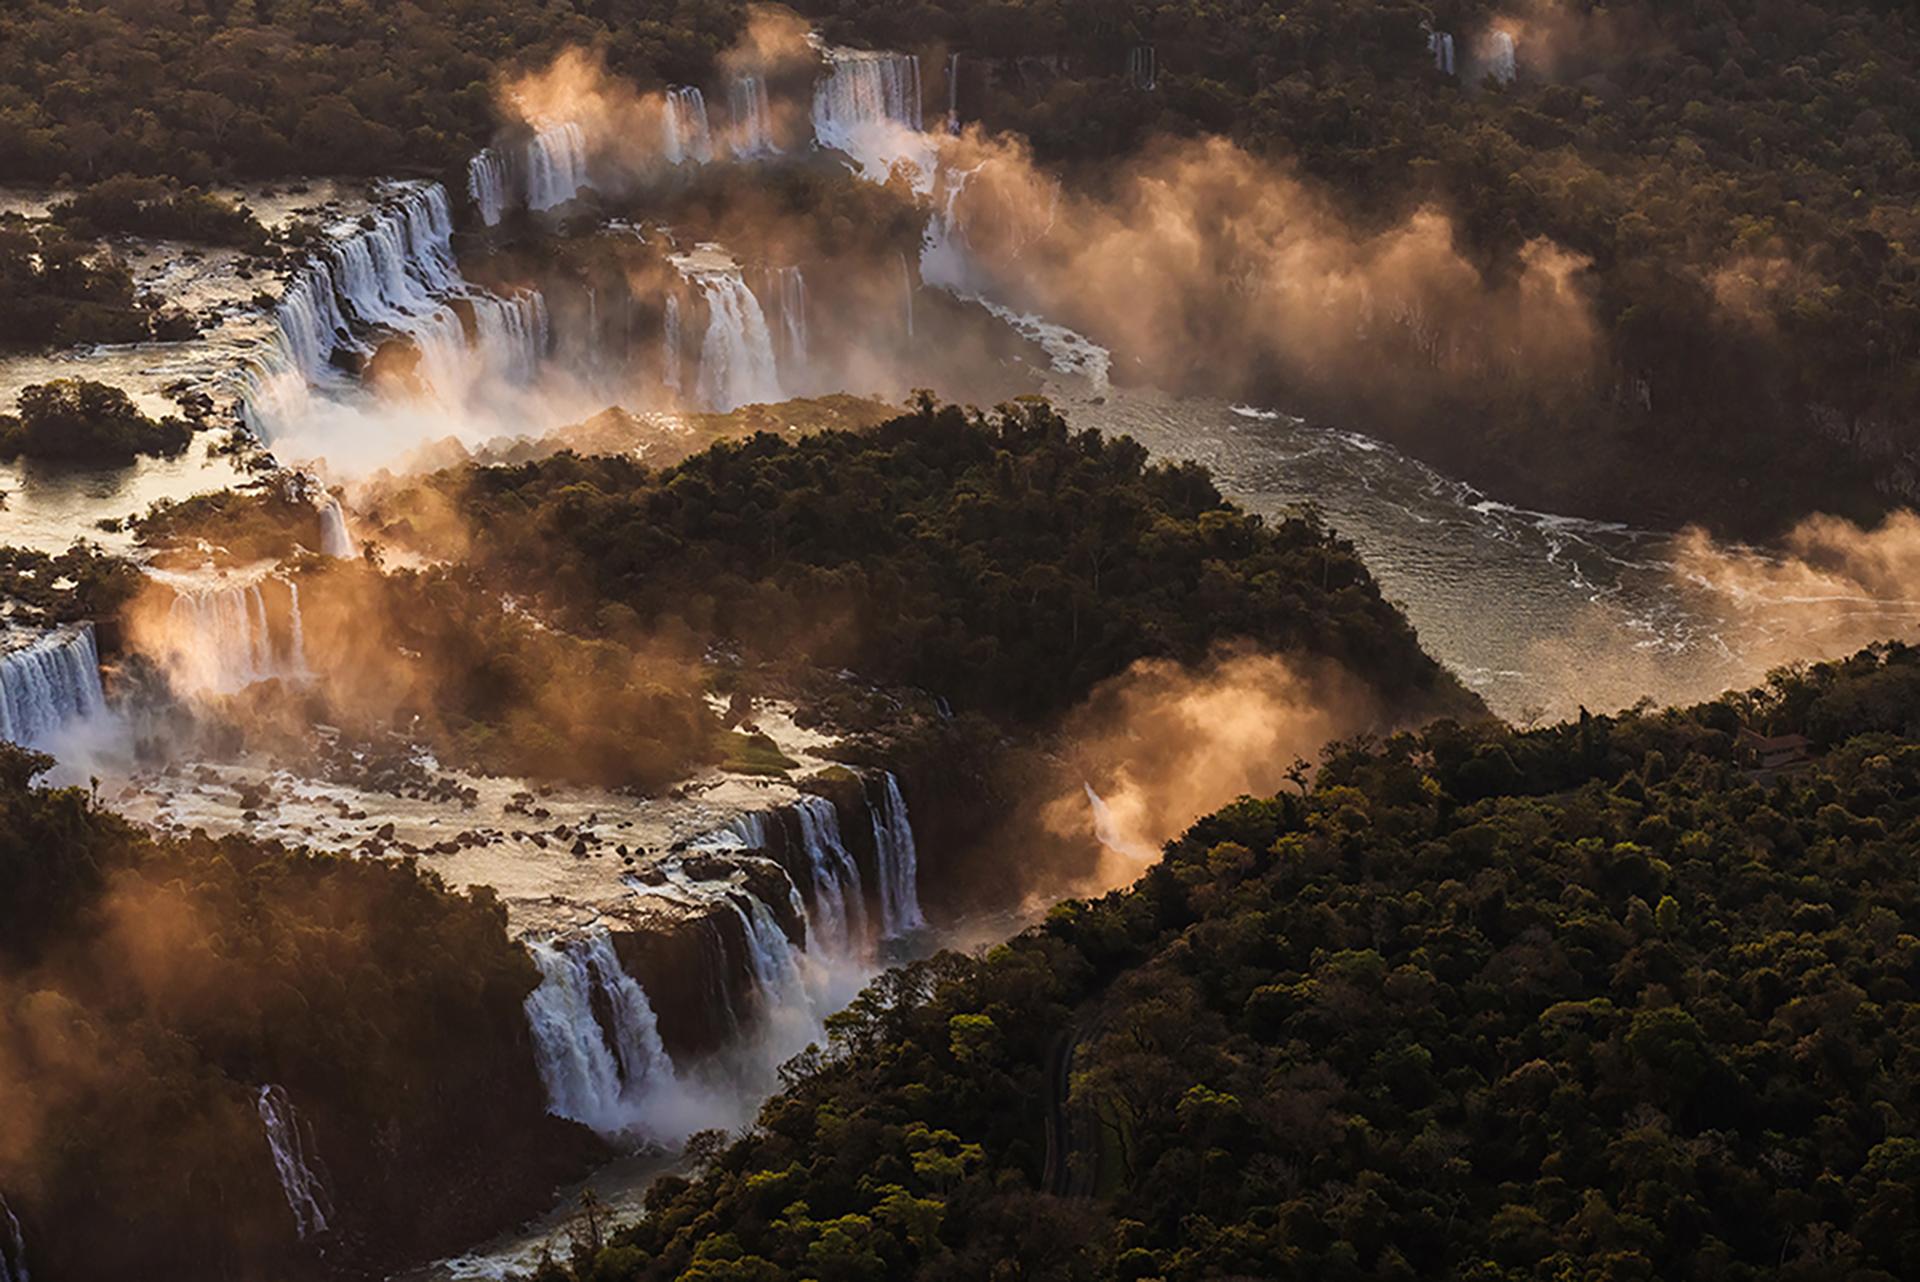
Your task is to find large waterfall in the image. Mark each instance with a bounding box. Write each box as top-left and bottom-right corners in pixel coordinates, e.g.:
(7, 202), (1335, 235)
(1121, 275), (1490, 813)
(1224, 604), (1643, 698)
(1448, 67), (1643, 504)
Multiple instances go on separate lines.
(467, 147), (511, 226)
(791, 795), (868, 954)
(868, 772), (926, 937)
(812, 46), (926, 181)
(319, 496), (356, 559)
(525, 122), (591, 211)
(664, 88), (715, 166)
(243, 182), (549, 439)
(0, 626), (107, 750)
(0, 1192), (27, 1282)
(524, 933), (681, 1138)
(729, 75), (777, 157)
(154, 575), (308, 695)
(256, 1085), (333, 1241)
(688, 269), (782, 412)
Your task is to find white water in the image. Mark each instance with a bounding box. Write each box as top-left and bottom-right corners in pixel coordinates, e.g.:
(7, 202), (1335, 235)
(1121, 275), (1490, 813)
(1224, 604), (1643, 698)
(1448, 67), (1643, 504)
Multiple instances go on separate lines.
(319, 496), (356, 558)
(1429, 31), (1457, 75)
(868, 772), (925, 937)
(812, 46), (927, 183)
(1084, 782), (1158, 863)
(152, 573), (308, 695)
(946, 52), (963, 134)
(1489, 32), (1518, 84)
(729, 76), (778, 157)
(526, 123), (591, 212)
(768, 266), (809, 376)
(257, 1085), (333, 1241)
(688, 269), (782, 412)
(0, 626), (108, 750)
(0, 1192), (28, 1282)
(524, 933), (687, 1140)
(664, 88), (716, 166)
(468, 148), (511, 226)
(791, 795), (868, 954)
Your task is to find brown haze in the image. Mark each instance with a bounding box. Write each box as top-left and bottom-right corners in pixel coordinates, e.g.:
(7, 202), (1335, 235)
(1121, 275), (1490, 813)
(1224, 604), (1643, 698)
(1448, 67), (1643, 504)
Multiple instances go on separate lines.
(1036, 646), (1380, 895)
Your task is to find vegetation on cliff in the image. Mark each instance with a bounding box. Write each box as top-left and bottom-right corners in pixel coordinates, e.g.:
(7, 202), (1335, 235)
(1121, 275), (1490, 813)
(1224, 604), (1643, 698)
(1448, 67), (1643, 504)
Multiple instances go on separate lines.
(0, 744), (598, 1281)
(538, 641), (1920, 1281)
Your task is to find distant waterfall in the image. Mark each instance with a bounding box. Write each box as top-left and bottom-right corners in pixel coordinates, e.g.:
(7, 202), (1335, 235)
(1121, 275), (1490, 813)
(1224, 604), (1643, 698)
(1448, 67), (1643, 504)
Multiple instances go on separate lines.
(1428, 30), (1457, 76)
(256, 1085), (333, 1241)
(946, 53), (963, 133)
(524, 934), (679, 1138)
(690, 271), (782, 412)
(1128, 45), (1158, 91)
(318, 496), (356, 559)
(525, 122), (591, 211)
(729, 76), (777, 157)
(1084, 782), (1158, 862)
(467, 148), (511, 226)
(156, 575), (308, 695)
(867, 772), (926, 937)
(1488, 31), (1518, 84)
(728, 892), (812, 1015)
(470, 290), (550, 385)
(662, 293), (684, 393)
(1, 1192), (28, 1282)
(899, 251), (916, 341)
(768, 266), (809, 375)
(0, 626), (107, 750)
(792, 796), (868, 954)
(664, 88), (715, 166)
(813, 46), (924, 181)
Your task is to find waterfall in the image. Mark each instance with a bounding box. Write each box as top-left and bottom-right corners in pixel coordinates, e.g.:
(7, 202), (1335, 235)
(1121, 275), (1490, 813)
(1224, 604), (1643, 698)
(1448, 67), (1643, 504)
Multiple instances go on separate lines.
(524, 933), (679, 1138)
(318, 496), (356, 559)
(898, 251), (916, 341)
(156, 575), (307, 695)
(525, 122), (590, 211)
(770, 266), (809, 375)
(256, 1085), (333, 1241)
(690, 270), (782, 412)
(1084, 782), (1158, 862)
(0, 626), (108, 750)
(791, 796), (868, 954)
(729, 76), (777, 157)
(946, 53), (962, 133)
(867, 772), (926, 937)
(1128, 45), (1157, 91)
(0, 1193), (27, 1282)
(662, 293), (684, 393)
(1488, 31), (1518, 84)
(468, 147), (511, 226)
(663, 88), (715, 166)
(242, 181), (550, 438)
(728, 892), (812, 1018)
(1428, 30), (1457, 76)
(812, 46), (925, 182)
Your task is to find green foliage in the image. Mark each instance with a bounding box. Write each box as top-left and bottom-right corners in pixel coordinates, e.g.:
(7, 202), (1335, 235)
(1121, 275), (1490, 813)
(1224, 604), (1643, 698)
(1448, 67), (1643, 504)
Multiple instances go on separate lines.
(0, 221), (171, 348)
(49, 174), (266, 246)
(544, 643), (1920, 1281)
(0, 379), (193, 464)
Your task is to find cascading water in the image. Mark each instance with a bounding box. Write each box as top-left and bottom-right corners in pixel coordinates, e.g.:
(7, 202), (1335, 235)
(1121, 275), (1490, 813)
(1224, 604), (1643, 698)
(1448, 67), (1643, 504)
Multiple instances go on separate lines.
(662, 293), (684, 393)
(769, 266), (809, 375)
(523, 933), (680, 1138)
(0, 626), (108, 750)
(664, 88), (715, 166)
(256, 1085), (333, 1241)
(812, 46), (926, 182)
(946, 52), (963, 133)
(318, 497), (356, 559)
(1428, 30), (1457, 75)
(791, 796), (868, 954)
(525, 122), (591, 211)
(729, 76), (777, 158)
(155, 575), (308, 695)
(867, 772), (926, 937)
(1488, 32), (1518, 84)
(1084, 782), (1158, 862)
(688, 269), (782, 412)
(468, 147), (511, 227)
(1128, 45), (1158, 91)
(0, 1192), (28, 1282)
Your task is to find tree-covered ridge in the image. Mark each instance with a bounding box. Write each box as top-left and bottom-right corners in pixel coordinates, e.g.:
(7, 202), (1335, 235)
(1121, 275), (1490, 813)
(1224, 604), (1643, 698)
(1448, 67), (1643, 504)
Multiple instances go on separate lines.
(387, 399), (1478, 724)
(543, 642), (1920, 1282)
(0, 744), (598, 1281)
(0, 0), (748, 183)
